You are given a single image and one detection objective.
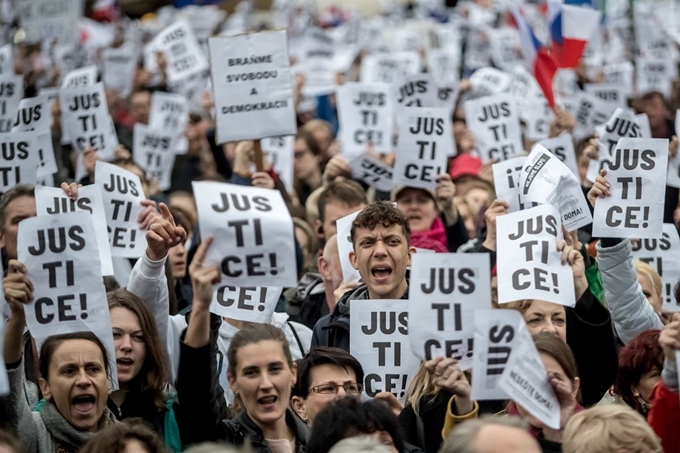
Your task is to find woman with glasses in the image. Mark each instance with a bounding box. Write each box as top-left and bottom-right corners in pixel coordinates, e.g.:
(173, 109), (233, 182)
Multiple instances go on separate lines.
(291, 347), (365, 425)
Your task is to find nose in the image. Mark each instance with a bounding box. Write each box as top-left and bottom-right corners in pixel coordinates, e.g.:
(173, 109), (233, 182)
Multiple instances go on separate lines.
(373, 239), (387, 257)
(119, 334), (133, 352)
(543, 321), (558, 336)
(259, 373), (274, 391)
(75, 368), (92, 387)
(334, 386), (347, 399)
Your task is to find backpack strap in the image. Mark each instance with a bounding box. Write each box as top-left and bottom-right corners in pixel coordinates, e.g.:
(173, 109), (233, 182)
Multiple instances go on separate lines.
(287, 321), (306, 356)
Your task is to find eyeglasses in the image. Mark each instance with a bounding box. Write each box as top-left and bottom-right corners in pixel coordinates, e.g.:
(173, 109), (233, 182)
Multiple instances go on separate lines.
(309, 382), (363, 395)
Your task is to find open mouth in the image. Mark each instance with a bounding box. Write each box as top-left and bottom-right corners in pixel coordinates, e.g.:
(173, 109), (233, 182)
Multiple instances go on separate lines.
(258, 395), (277, 406)
(117, 357), (134, 370)
(72, 395), (96, 414)
(371, 266), (393, 280)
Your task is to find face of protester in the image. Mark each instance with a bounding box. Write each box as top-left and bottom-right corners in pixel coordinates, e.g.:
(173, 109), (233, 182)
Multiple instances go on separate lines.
(350, 224), (414, 300)
(577, 151), (590, 184)
(293, 364), (360, 425)
(516, 352), (579, 429)
(38, 339), (110, 432)
(0, 195), (37, 260)
(396, 188), (438, 232)
(465, 187), (490, 209)
(110, 307), (147, 386)
(635, 366), (662, 404)
(320, 201), (365, 243)
(130, 91), (151, 125)
(363, 432), (398, 453)
(522, 300), (567, 342)
(229, 340), (296, 429)
(638, 96), (668, 132)
(123, 439), (151, 453)
(168, 240), (188, 279)
(638, 273), (663, 314)
(294, 138), (322, 182)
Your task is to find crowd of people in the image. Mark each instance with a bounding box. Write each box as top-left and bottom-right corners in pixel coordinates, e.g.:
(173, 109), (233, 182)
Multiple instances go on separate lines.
(1, 0), (680, 452)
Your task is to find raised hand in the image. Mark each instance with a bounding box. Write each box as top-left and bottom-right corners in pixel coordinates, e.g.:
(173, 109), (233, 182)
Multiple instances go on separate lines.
(189, 237), (221, 311)
(145, 203), (188, 261)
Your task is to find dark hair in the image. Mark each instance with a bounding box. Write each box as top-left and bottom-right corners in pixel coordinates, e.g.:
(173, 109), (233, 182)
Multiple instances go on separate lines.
(613, 329), (663, 415)
(227, 323), (293, 379)
(110, 157), (149, 186)
(296, 128), (322, 157)
(40, 332), (111, 382)
(107, 289), (171, 410)
(350, 201), (411, 246)
(292, 347), (364, 399)
(533, 333), (579, 386)
(0, 184), (35, 230)
(169, 205), (193, 237)
(317, 180), (368, 223)
(80, 418), (168, 453)
(308, 398), (406, 453)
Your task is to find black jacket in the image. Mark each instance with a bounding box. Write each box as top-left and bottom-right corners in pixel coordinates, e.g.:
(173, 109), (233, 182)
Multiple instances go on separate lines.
(398, 391), (452, 453)
(311, 282), (409, 352)
(176, 315), (308, 451)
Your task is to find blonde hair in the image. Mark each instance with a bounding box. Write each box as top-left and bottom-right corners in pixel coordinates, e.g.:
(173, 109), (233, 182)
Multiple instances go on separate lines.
(562, 405), (662, 453)
(634, 261), (663, 300)
(404, 362), (440, 416)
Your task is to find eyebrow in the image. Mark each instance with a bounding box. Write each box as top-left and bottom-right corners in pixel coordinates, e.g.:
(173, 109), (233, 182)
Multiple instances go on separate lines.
(112, 327), (144, 335)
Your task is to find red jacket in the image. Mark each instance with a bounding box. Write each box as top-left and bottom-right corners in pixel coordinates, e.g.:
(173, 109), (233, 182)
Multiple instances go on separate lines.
(648, 381), (680, 453)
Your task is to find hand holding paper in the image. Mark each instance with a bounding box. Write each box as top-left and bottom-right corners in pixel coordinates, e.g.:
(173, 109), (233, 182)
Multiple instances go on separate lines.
(146, 203), (188, 261)
(481, 199), (509, 252)
(3, 260), (33, 314)
(543, 371), (578, 441)
(556, 239), (587, 301)
(424, 357), (473, 414)
(586, 169), (611, 209)
(435, 173), (457, 223)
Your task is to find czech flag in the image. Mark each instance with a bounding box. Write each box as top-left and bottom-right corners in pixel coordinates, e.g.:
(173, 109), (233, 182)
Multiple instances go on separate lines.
(548, 1), (601, 68)
(510, 4), (558, 109)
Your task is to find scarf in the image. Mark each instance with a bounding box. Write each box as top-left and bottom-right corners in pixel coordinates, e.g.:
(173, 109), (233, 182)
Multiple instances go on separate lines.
(38, 398), (117, 452)
(411, 217), (448, 252)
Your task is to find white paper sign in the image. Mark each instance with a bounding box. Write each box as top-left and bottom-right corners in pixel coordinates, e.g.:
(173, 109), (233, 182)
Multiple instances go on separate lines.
(496, 204), (576, 306)
(499, 319), (560, 430)
(35, 186), (114, 277)
(0, 45), (13, 76)
(209, 30), (296, 143)
(210, 285), (284, 323)
(133, 123), (177, 191)
(593, 138), (669, 238)
(337, 83), (395, 156)
(520, 145), (593, 231)
(471, 309), (522, 401)
(469, 67), (512, 97)
(193, 182), (297, 287)
(59, 82), (118, 159)
(492, 156), (539, 214)
(394, 74), (438, 109)
(156, 20), (209, 83)
(573, 93), (615, 142)
(336, 209), (362, 284)
(631, 224), (680, 312)
(0, 75), (23, 133)
(17, 212), (118, 387)
(408, 253), (491, 370)
(95, 162), (146, 258)
(350, 299), (420, 400)
(149, 91), (190, 154)
(636, 57), (674, 100)
(12, 95), (50, 133)
(61, 66), (98, 90)
(465, 93), (523, 163)
(489, 28), (522, 72)
(102, 45), (137, 99)
(594, 108), (644, 179)
(17, 0), (80, 45)
(300, 27), (336, 97)
(427, 48), (460, 85)
(393, 108), (453, 189)
(584, 83), (627, 109)
(360, 52), (421, 84)
(537, 134), (579, 179)
(350, 154), (395, 192)
(260, 136), (295, 193)
(0, 132), (38, 193)
(668, 112), (680, 188)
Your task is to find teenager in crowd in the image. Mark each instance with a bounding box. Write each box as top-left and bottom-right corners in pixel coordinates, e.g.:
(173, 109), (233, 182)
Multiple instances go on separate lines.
(176, 240), (309, 450)
(391, 173), (469, 253)
(291, 347), (364, 425)
(312, 201), (415, 351)
(80, 419), (169, 453)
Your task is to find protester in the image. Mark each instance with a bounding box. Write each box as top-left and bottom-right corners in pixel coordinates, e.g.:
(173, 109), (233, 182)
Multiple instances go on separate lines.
(328, 437), (393, 453)
(294, 129), (325, 207)
(311, 201), (415, 350)
(315, 180), (368, 245)
(439, 416), (541, 453)
(562, 405), (662, 453)
(176, 242), (309, 449)
(80, 419), (169, 453)
(291, 347), (364, 425)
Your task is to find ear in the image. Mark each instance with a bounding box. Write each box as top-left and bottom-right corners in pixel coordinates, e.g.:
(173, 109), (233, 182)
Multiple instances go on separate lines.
(228, 374), (238, 396)
(39, 377), (52, 401)
(407, 246), (416, 266)
(572, 377), (581, 399)
(291, 396), (308, 422)
(290, 361), (298, 388)
(314, 220), (324, 241)
(349, 250), (358, 270)
(318, 256), (329, 280)
(0, 230), (5, 249)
